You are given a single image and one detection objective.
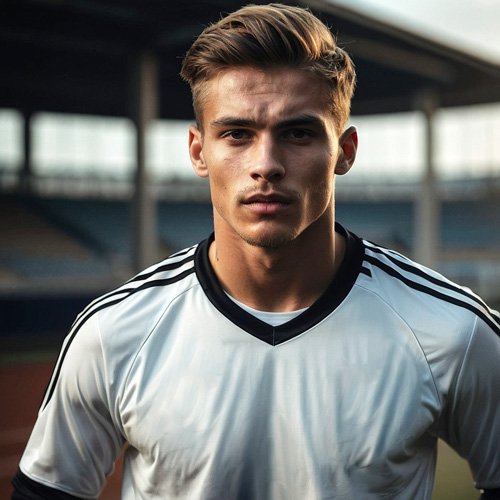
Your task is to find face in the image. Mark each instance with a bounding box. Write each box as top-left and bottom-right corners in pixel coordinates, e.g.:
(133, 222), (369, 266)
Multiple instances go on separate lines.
(189, 66), (357, 250)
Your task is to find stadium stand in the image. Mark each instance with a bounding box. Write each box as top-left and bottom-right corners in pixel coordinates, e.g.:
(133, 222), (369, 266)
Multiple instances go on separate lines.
(0, 195), (120, 285)
(0, 195), (124, 350)
(1, 192), (499, 351)
(157, 202), (214, 250)
(336, 201), (413, 251)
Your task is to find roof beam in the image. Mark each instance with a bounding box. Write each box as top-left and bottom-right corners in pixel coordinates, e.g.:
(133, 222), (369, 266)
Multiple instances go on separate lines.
(346, 37), (456, 83)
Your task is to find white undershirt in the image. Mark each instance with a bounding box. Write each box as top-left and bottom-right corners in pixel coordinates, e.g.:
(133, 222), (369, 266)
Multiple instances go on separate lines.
(226, 293), (308, 326)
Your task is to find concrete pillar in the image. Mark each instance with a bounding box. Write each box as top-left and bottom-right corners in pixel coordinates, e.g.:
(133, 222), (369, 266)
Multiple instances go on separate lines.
(414, 90), (440, 268)
(20, 110), (33, 193)
(130, 51), (159, 272)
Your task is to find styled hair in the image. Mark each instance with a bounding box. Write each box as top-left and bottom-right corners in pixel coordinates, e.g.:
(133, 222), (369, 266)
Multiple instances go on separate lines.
(180, 3), (356, 132)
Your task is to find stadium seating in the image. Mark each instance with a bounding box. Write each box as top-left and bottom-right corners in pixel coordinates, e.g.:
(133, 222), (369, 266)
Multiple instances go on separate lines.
(1, 193), (499, 345)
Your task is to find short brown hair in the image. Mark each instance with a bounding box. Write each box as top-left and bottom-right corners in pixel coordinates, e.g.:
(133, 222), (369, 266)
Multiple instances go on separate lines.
(180, 3), (356, 132)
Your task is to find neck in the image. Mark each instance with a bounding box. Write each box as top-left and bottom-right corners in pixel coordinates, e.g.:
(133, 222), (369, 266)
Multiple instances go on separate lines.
(209, 215), (345, 312)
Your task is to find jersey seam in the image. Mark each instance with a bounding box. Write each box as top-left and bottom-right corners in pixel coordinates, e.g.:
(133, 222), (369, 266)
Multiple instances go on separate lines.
(95, 312), (125, 440)
(120, 280), (201, 409)
(437, 316), (479, 452)
(446, 315), (479, 428)
(354, 280), (442, 405)
(41, 262), (197, 411)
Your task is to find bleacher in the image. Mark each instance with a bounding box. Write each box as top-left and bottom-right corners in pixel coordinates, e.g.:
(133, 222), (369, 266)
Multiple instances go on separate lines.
(33, 197), (131, 257)
(336, 201), (413, 251)
(2, 193), (500, 286)
(15, 196), (215, 261)
(0, 195), (216, 291)
(337, 198), (500, 253)
(1, 192), (499, 348)
(0, 197), (109, 284)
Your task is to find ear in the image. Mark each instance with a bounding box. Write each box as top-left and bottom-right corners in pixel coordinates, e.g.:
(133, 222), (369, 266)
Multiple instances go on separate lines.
(189, 125), (208, 178)
(335, 126), (358, 176)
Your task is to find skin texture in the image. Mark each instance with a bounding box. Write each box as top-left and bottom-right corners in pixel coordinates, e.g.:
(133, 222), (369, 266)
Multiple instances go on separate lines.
(189, 66), (357, 311)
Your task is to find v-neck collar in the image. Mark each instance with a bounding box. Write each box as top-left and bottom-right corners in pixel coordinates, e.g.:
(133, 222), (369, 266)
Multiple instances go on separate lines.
(194, 223), (364, 346)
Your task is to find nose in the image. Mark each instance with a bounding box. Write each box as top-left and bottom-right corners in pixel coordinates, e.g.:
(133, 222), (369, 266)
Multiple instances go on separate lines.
(249, 135), (285, 182)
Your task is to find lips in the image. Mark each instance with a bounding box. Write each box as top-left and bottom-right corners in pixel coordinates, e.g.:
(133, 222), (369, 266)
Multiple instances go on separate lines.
(241, 192), (292, 215)
(242, 192), (292, 205)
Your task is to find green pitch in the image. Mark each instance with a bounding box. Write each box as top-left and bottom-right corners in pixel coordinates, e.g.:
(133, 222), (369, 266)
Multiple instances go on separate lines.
(434, 440), (477, 499)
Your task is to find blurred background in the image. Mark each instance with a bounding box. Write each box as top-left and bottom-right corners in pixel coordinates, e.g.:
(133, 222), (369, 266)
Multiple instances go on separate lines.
(1, 0), (499, 498)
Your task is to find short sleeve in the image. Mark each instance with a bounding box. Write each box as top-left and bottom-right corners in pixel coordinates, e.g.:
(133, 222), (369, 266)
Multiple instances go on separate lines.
(18, 313), (125, 498)
(442, 316), (500, 490)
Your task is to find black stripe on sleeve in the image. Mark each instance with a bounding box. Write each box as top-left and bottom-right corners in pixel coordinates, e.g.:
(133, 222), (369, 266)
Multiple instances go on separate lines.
(364, 243), (494, 314)
(360, 266), (372, 277)
(125, 253), (195, 284)
(366, 254), (500, 337)
(75, 253), (195, 322)
(41, 266), (196, 410)
(12, 469), (85, 500)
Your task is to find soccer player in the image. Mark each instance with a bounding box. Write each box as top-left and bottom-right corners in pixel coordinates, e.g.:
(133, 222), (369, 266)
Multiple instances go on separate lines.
(12, 3), (500, 499)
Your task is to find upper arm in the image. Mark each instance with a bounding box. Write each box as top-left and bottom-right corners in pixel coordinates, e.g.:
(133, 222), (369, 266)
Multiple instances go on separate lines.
(17, 314), (124, 498)
(444, 316), (500, 491)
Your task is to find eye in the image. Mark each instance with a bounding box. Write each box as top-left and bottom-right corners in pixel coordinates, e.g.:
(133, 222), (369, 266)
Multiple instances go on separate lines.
(221, 129), (250, 141)
(283, 128), (315, 141)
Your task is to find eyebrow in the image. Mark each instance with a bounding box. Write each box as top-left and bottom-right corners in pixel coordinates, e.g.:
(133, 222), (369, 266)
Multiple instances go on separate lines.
(210, 117), (255, 128)
(210, 114), (326, 130)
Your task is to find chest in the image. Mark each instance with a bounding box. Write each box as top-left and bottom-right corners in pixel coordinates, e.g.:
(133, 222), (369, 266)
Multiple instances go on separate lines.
(115, 300), (441, 497)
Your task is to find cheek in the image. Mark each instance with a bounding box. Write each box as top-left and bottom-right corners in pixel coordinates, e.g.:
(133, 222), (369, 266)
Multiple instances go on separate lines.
(207, 151), (245, 191)
(300, 157), (336, 210)
(206, 158), (239, 214)
(301, 153), (335, 189)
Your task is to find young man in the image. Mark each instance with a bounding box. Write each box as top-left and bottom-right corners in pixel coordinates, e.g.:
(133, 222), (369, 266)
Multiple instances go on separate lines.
(13, 3), (500, 499)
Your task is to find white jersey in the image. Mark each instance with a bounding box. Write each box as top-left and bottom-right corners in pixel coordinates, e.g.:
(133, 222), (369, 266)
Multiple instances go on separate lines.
(17, 224), (500, 499)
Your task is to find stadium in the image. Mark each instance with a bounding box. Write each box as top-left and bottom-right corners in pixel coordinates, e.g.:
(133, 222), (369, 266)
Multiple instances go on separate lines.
(1, 0), (499, 498)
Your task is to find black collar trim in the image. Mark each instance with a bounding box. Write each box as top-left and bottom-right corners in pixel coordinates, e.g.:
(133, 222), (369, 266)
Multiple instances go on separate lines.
(194, 223), (364, 346)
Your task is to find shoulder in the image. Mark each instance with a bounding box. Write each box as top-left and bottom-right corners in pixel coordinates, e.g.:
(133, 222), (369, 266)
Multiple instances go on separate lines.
(95, 246), (197, 340)
(358, 238), (499, 337)
(352, 237), (500, 409)
(354, 238), (500, 377)
(60, 244), (200, 376)
(87, 244), (199, 342)
(39, 244), (201, 411)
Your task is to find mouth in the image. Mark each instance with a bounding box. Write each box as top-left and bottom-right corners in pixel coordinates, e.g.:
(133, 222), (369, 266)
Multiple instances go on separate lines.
(242, 191), (293, 204)
(241, 192), (293, 215)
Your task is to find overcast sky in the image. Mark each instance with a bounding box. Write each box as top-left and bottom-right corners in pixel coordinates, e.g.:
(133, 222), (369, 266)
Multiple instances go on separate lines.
(336, 0), (500, 64)
(1, 0), (499, 181)
(328, 0), (500, 180)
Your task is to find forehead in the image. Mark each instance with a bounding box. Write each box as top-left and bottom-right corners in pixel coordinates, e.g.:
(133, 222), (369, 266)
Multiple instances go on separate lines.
(199, 67), (333, 125)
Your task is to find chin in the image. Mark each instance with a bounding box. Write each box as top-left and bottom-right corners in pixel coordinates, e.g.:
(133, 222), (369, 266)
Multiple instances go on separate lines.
(241, 228), (298, 250)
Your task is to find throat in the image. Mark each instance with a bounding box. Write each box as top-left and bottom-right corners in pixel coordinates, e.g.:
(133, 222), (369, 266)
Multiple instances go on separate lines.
(208, 233), (345, 312)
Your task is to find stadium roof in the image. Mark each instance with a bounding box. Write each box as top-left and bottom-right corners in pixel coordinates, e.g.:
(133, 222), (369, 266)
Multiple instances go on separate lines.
(2, 0), (500, 120)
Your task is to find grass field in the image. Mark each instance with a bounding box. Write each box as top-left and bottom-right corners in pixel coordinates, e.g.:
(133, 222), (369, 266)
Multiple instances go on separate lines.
(434, 441), (477, 499)
(1, 356), (479, 499)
